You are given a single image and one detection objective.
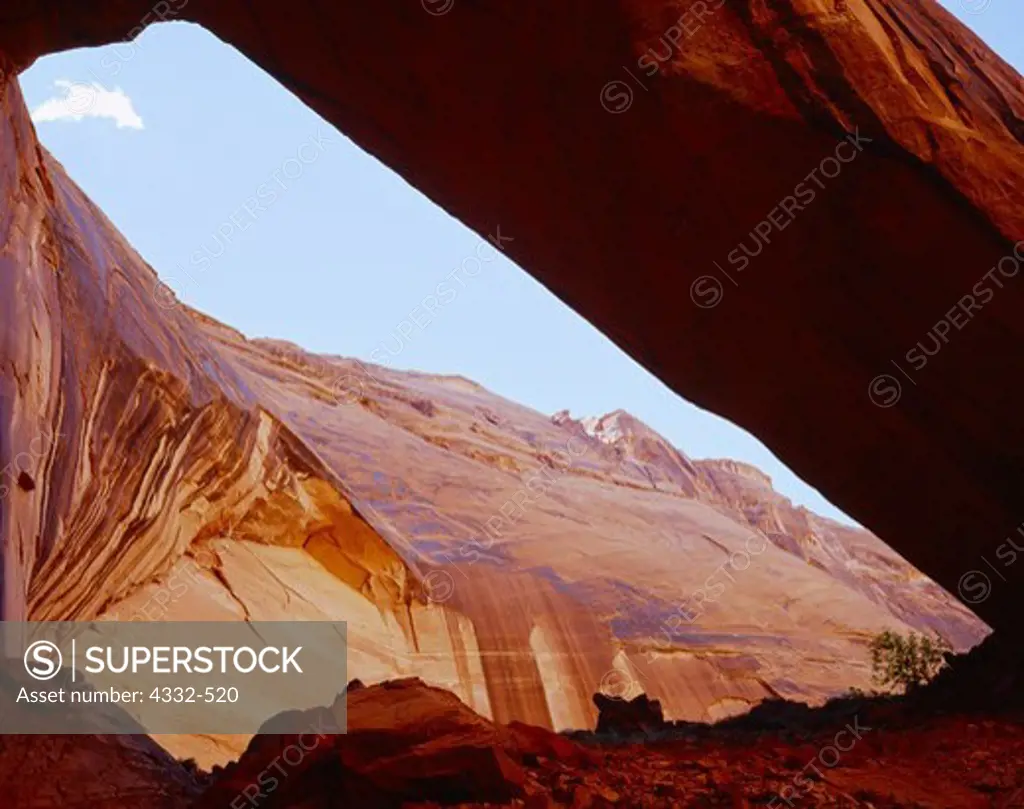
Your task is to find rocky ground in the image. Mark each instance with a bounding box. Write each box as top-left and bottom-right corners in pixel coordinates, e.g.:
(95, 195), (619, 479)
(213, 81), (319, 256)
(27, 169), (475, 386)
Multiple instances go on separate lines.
(0, 59), (992, 765)
(192, 639), (1024, 808)
(524, 715), (1024, 808)
(197, 691), (1024, 808)
(2, 626), (1020, 809)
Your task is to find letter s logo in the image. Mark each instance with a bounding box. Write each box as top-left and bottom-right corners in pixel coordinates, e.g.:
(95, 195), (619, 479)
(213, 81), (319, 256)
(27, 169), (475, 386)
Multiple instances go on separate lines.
(24, 641), (63, 680)
(690, 275), (724, 309)
(867, 374), (901, 408)
(600, 81), (634, 114)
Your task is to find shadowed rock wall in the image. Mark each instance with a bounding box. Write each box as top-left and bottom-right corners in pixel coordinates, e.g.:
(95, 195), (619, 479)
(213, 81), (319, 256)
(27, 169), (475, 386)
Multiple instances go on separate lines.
(1, 1), (1022, 630)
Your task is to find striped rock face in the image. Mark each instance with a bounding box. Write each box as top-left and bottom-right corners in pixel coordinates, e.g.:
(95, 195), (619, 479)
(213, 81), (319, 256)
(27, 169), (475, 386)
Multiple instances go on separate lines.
(0, 64), (983, 777)
(1, 1), (1023, 640)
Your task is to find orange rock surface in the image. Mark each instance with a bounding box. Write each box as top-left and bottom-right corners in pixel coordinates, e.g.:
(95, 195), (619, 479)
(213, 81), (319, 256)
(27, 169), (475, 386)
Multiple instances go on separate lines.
(1, 0), (1023, 639)
(0, 64), (985, 773)
(189, 678), (1024, 808)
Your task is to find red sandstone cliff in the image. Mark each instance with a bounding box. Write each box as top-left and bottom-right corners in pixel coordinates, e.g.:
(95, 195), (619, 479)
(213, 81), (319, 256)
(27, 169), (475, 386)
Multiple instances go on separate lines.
(0, 62), (985, 775)
(2, 0), (1022, 641)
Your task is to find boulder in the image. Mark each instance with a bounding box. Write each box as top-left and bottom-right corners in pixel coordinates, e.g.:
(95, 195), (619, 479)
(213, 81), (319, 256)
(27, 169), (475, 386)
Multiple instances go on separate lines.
(593, 692), (667, 738)
(197, 678), (528, 808)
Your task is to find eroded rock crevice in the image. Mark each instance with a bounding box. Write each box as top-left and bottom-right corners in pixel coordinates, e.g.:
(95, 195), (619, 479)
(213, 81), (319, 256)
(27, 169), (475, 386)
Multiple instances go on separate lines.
(1, 0), (1023, 636)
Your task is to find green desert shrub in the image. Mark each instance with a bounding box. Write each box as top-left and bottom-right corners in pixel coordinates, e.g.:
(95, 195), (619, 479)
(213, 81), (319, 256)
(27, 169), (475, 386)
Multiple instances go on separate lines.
(869, 630), (950, 694)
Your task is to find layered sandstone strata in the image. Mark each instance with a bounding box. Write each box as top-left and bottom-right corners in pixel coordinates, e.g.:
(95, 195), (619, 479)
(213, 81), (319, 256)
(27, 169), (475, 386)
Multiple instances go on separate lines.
(1, 0), (1022, 638)
(0, 68), (985, 772)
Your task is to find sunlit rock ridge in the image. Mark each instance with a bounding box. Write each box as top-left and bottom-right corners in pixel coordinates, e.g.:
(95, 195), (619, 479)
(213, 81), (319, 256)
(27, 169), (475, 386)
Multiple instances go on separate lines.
(0, 70), (984, 766)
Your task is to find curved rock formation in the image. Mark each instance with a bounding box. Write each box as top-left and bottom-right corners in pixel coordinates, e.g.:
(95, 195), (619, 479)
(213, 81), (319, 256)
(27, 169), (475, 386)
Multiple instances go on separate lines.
(1, 0), (1023, 634)
(196, 678), (542, 808)
(187, 677), (1024, 808)
(0, 733), (203, 808)
(0, 61), (986, 775)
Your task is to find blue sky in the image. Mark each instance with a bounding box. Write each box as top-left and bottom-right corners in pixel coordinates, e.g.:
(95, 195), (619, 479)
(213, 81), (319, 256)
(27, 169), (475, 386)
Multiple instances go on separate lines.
(17, 1), (1020, 525)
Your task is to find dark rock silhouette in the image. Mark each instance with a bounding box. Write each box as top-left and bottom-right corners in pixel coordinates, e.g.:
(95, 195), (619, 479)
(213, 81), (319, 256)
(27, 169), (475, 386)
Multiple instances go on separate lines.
(196, 678), (539, 808)
(2, 0), (1023, 636)
(593, 692), (666, 738)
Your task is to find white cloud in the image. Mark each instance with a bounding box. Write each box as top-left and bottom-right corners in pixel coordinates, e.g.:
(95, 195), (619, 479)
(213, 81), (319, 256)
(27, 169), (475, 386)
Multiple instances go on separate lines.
(31, 80), (144, 130)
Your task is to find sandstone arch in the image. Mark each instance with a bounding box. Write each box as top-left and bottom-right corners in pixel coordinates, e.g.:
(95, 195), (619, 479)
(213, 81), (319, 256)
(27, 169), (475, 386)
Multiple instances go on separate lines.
(1, 0), (1023, 634)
